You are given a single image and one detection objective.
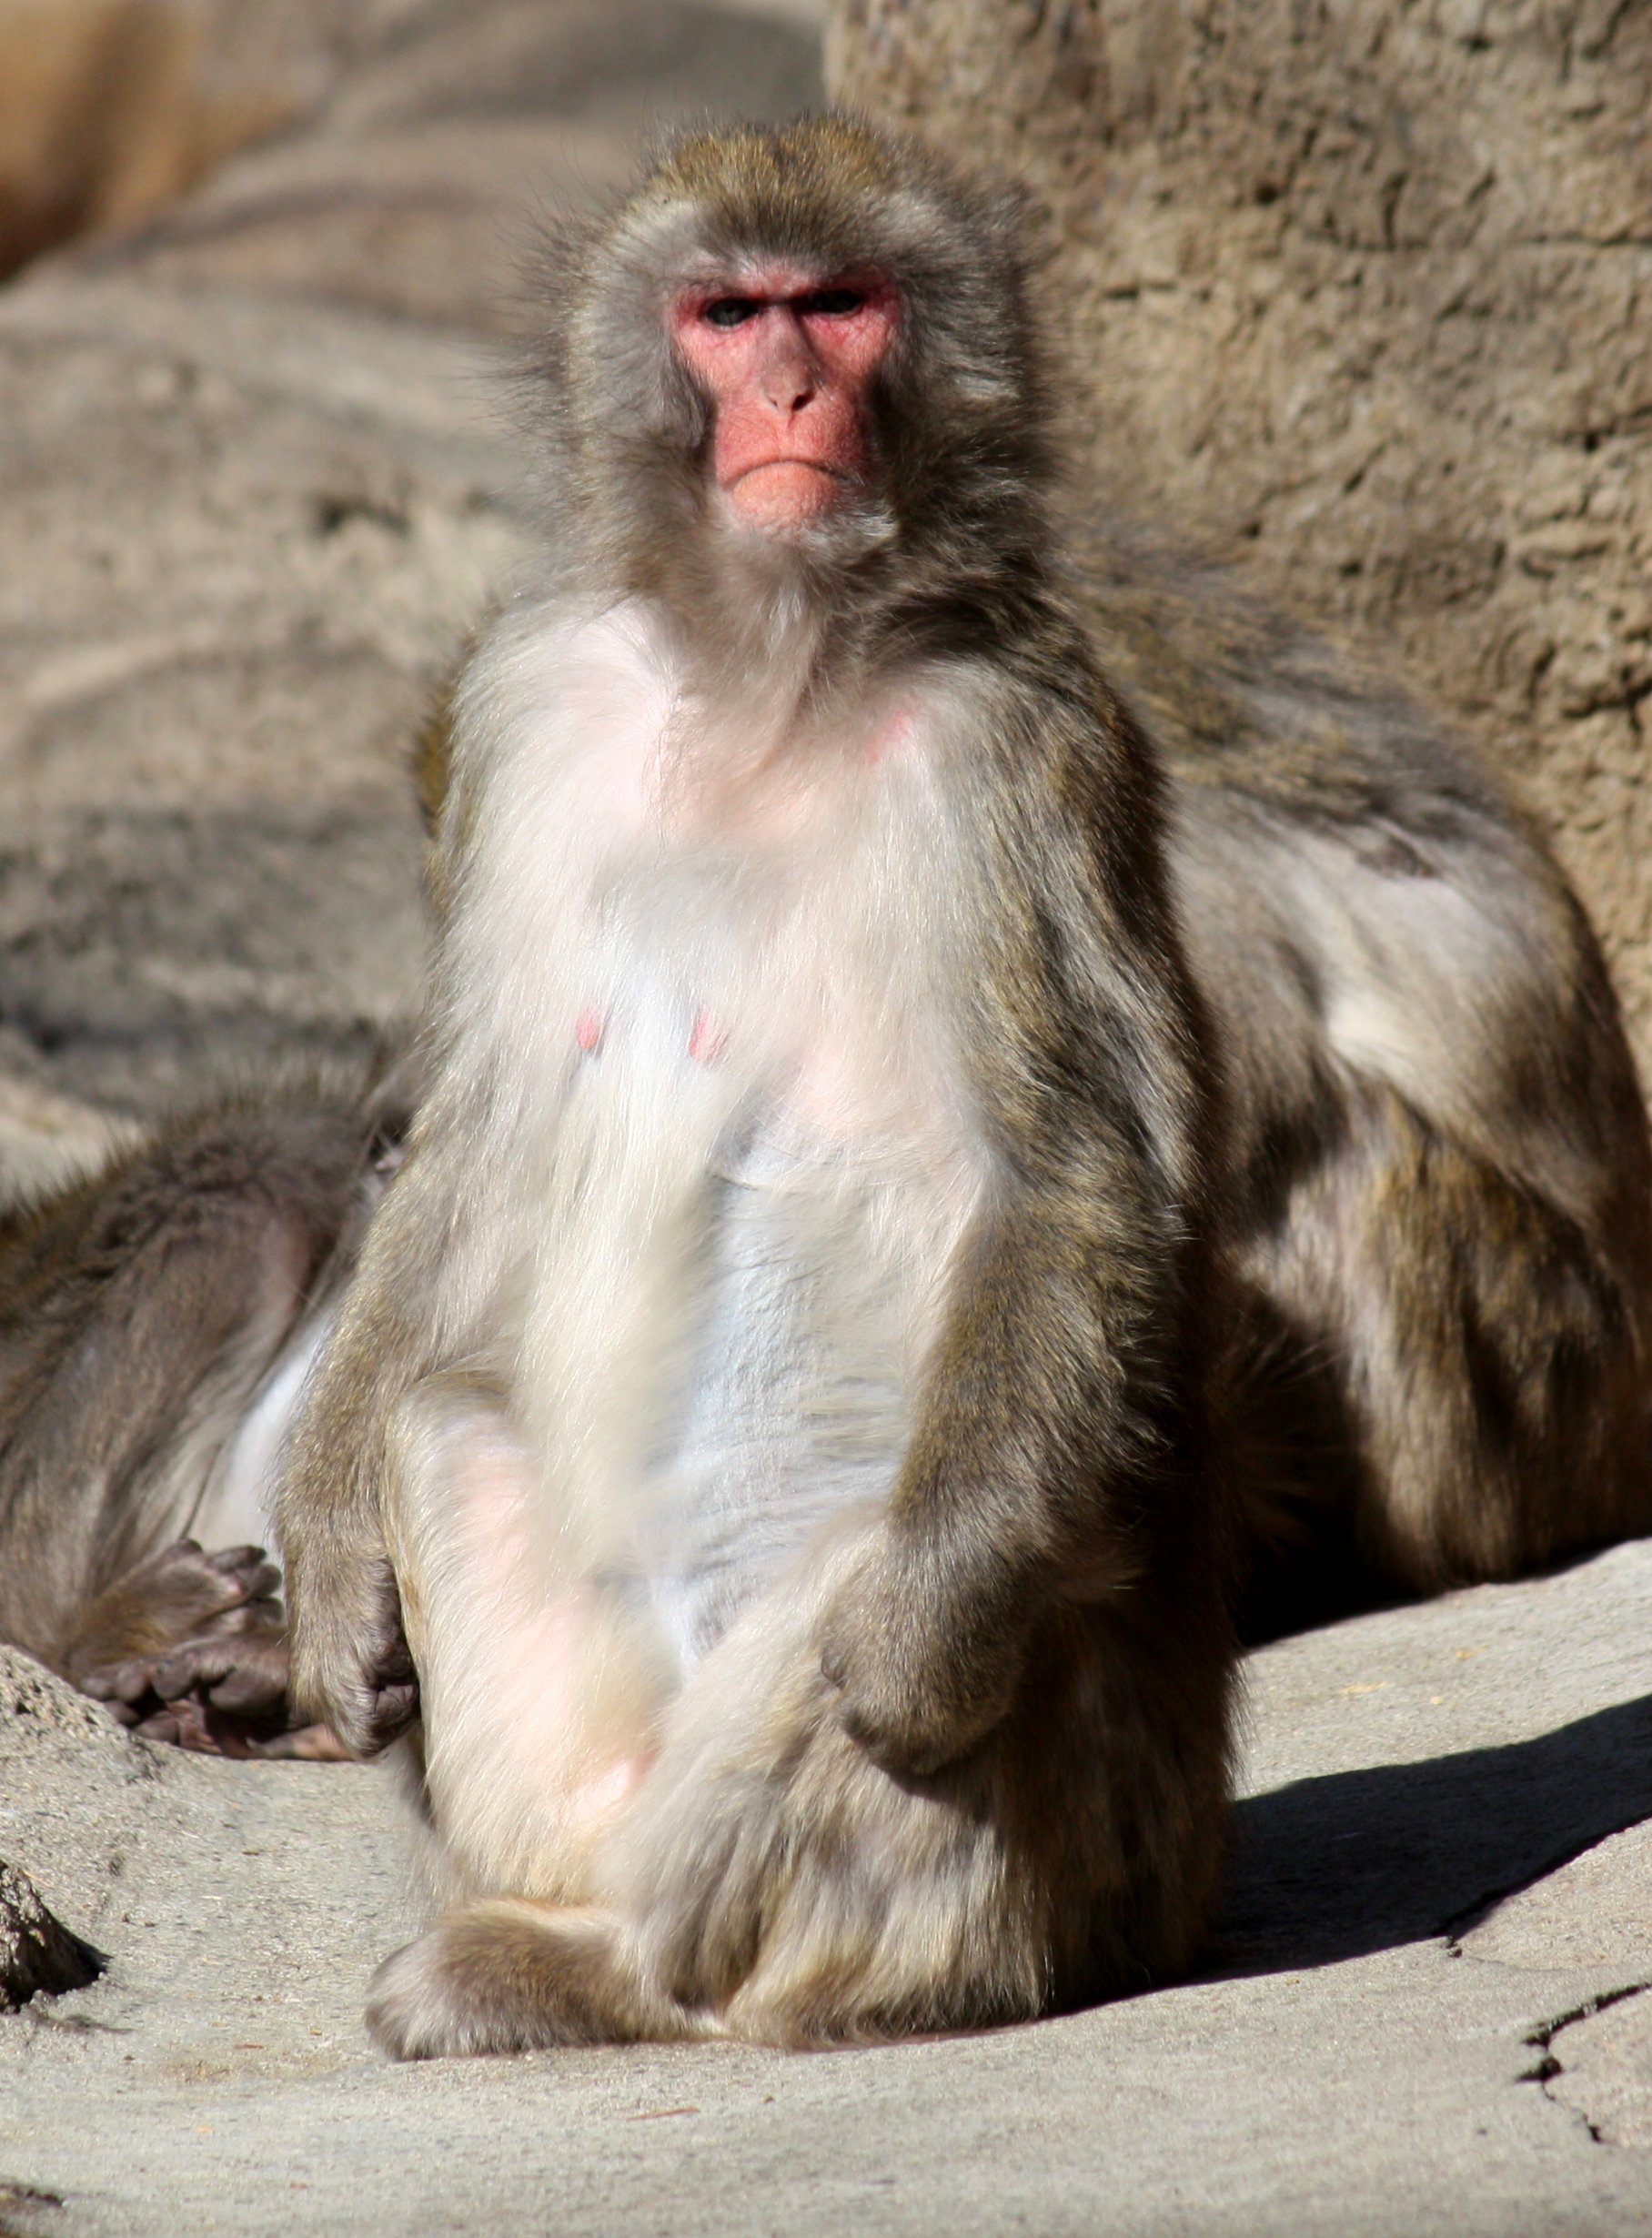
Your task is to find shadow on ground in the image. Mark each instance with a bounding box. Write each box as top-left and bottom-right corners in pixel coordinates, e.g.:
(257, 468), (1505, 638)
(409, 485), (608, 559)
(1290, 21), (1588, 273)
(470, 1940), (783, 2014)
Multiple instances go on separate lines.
(1221, 1691), (1652, 1971)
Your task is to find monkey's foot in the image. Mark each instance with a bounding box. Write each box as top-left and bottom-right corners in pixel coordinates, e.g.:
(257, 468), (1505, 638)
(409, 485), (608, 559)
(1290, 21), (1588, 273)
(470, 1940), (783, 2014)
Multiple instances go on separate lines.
(366, 1903), (700, 2060)
(70, 1539), (344, 1759)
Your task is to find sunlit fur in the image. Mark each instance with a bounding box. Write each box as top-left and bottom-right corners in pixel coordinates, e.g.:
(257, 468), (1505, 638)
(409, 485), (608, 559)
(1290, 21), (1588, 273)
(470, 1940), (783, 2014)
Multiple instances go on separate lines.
(1061, 522), (1652, 1619)
(279, 117), (1236, 2054)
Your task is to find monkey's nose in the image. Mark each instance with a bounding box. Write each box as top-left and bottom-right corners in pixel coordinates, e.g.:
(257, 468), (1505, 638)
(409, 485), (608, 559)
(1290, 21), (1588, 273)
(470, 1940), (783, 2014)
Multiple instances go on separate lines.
(763, 359), (817, 414)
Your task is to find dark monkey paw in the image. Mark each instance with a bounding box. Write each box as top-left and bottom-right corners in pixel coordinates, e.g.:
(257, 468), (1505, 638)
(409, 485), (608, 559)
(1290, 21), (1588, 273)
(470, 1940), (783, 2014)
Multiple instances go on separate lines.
(817, 1531), (1028, 1778)
(72, 1539), (348, 1759)
(287, 1550), (418, 1761)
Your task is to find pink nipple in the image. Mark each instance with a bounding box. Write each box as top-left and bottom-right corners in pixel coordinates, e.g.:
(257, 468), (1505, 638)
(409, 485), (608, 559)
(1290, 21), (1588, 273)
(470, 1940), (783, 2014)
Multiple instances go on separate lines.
(575, 1007), (603, 1054)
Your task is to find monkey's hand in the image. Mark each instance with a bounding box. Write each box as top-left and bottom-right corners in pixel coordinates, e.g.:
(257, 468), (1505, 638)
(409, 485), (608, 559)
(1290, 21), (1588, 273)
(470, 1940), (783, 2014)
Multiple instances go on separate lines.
(817, 1527), (1030, 1777)
(285, 1546), (418, 1760)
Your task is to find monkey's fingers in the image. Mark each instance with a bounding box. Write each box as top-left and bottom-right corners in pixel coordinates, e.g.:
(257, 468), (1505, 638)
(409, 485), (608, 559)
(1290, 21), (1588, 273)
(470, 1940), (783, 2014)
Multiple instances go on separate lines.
(358, 1679), (420, 1754)
(78, 1655), (165, 1708)
(150, 1636), (288, 1715)
(156, 1699), (242, 1755)
(129, 1707), (185, 1747)
(328, 1635), (419, 1754)
(818, 1541), (1025, 1776)
(93, 1695), (144, 1728)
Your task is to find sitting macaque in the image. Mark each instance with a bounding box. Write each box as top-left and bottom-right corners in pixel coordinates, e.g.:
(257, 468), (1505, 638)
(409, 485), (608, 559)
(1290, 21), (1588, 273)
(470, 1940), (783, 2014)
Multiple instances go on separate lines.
(277, 117), (1237, 2051)
(273, 116), (1652, 2054)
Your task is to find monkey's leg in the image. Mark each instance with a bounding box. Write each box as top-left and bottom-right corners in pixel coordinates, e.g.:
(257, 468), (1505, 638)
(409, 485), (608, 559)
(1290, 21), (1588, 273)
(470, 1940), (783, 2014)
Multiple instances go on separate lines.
(0, 1087), (384, 1750)
(368, 1529), (1230, 2057)
(1247, 1084), (1652, 1602)
(380, 1381), (665, 1901)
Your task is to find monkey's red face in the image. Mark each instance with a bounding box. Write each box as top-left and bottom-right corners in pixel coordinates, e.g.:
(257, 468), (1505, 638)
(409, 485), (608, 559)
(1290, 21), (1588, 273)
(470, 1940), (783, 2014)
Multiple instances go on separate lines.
(671, 267), (898, 535)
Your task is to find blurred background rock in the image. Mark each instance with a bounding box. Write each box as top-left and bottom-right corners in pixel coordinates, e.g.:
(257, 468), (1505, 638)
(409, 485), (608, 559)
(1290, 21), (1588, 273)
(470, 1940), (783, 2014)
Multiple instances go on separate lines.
(832, 0), (1652, 1064)
(0, 0), (821, 1176)
(1, 0), (1647, 1175)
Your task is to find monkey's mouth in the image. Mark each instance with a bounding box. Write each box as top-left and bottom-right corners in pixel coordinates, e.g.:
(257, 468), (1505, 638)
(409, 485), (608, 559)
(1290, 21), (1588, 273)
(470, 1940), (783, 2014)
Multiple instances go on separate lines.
(722, 458), (855, 531)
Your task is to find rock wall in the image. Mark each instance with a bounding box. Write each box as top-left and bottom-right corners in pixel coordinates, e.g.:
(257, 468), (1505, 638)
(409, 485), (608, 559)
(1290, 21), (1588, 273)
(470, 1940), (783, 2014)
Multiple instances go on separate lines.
(829, 0), (1652, 1072)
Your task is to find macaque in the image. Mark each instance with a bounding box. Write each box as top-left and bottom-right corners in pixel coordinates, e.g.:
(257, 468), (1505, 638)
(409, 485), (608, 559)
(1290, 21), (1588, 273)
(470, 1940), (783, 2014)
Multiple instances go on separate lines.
(1072, 531), (1652, 1635)
(278, 116), (1238, 2052)
(0, 1066), (407, 1757)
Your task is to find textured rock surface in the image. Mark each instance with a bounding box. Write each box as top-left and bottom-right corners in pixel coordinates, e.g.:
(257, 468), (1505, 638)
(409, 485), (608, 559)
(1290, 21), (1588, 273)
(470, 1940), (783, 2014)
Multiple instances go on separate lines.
(830, 0), (1652, 1074)
(2, 1550), (1651, 2235)
(0, 1860), (101, 2012)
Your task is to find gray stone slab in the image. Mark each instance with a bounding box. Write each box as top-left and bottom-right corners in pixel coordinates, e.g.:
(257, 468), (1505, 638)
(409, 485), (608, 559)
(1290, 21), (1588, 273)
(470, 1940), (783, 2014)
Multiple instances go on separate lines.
(3, 1547), (1650, 2236)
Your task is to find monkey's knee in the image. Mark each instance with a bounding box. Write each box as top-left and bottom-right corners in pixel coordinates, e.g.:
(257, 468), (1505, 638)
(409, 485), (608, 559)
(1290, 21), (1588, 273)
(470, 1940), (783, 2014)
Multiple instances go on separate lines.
(366, 1901), (702, 2061)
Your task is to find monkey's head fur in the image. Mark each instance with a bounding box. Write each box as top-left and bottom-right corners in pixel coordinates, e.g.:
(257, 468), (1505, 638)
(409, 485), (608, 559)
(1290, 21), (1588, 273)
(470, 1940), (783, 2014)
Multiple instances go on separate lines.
(528, 116), (1053, 639)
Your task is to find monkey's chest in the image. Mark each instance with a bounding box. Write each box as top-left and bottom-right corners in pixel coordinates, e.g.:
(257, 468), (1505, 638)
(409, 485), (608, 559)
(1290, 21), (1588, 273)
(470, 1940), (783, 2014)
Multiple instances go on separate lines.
(635, 1115), (933, 1672)
(536, 984), (972, 1674)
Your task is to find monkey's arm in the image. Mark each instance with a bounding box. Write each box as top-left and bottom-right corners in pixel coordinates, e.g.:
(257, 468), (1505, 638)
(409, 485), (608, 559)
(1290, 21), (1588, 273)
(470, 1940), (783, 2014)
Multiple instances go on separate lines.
(821, 1161), (1205, 1774)
(277, 1329), (418, 1759)
(276, 1157), (463, 1758)
(821, 711), (1220, 1777)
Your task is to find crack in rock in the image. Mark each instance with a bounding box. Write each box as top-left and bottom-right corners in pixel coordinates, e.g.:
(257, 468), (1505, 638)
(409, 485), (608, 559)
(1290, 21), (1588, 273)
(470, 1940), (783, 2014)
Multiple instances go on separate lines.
(1518, 1983), (1652, 2143)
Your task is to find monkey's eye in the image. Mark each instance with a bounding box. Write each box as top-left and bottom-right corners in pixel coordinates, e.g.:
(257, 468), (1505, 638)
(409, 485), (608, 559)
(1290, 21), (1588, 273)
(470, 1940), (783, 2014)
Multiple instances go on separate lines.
(801, 288), (864, 317)
(702, 297), (760, 328)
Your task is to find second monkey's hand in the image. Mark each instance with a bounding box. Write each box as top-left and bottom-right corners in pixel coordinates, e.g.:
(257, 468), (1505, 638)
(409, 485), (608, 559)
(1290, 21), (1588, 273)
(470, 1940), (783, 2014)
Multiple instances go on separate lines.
(285, 1538), (418, 1760)
(817, 1526), (1030, 1778)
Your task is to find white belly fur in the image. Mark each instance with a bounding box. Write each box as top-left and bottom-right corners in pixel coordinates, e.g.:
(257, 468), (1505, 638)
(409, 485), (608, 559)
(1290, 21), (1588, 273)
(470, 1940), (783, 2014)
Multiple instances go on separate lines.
(407, 602), (985, 1886)
(194, 1310), (335, 1552)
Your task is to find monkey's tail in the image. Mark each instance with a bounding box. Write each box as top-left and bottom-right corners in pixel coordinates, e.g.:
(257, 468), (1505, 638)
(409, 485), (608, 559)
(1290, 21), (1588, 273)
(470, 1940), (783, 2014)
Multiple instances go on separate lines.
(364, 1899), (715, 2060)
